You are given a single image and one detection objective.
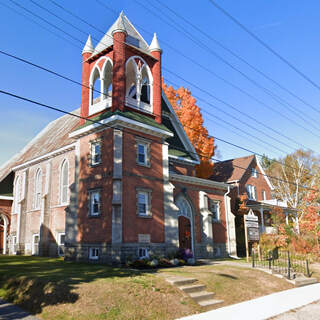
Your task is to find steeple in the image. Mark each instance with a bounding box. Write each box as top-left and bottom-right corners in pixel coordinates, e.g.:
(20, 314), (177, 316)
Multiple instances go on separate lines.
(82, 35), (94, 55)
(149, 33), (161, 52)
(112, 11), (127, 36)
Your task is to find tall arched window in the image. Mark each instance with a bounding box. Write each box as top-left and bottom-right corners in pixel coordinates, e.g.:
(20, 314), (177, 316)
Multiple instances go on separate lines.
(90, 67), (101, 105)
(102, 59), (113, 100)
(13, 176), (21, 213)
(60, 160), (69, 205)
(125, 57), (153, 113)
(34, 169), (42, 210)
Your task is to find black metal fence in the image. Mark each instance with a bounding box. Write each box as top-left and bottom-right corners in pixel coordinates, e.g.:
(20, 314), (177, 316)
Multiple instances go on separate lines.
(251, 248), (311, 279)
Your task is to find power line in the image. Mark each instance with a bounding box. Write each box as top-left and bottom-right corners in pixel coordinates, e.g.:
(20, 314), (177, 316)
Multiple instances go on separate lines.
(208, 0), (320, 94)
(0, 2), (82, 50)
(154, 0), (320, 117)
(0, 88), (316, 192)
(34, 0), (320, 151)
(134, 0), (320, 133)
(0, 47), (302, 172)
(92, 1), (320, 140)
(4, 2), (318, 172)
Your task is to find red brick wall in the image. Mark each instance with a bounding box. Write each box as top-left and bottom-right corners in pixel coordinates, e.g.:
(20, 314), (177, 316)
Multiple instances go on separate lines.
(0, 199), (12, 230)
(77, 129), (113, 243)
(172, 183), (227, 244)
(170, 162), (196, 176)
(239, 159), (272, 201)
(122, 129), (164, 243)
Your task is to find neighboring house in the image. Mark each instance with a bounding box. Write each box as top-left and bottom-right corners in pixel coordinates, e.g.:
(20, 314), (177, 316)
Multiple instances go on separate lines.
(0, 170), (13, 254)
(211, 155), (298, 255)
(0, 12), (237, 262)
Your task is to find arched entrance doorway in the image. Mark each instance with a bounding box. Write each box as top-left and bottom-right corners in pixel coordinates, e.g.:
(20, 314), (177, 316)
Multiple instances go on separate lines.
(0, 214), (8, 254)
(175, 196), (194, 253)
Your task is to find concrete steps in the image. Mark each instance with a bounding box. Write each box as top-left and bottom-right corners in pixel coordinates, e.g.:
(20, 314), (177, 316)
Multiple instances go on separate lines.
(189, 290), (215, 302)
(294, 277), (318, 287)
(165, 276), (224, 308)
(179, 284), (206, 294)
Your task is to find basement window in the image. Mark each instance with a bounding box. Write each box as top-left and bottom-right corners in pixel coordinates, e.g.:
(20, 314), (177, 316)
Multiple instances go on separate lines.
(89, 247), (99, 260)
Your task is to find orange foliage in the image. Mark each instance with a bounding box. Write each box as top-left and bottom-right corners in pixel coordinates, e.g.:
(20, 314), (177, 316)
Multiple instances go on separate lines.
(162, 80), (215, 178)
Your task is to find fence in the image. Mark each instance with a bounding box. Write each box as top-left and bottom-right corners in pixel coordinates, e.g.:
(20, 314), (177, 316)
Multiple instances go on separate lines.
(251, 248), (311, 280)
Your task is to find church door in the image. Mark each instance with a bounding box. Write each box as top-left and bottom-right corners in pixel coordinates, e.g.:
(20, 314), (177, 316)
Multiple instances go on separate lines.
(178, 216), (191, 250)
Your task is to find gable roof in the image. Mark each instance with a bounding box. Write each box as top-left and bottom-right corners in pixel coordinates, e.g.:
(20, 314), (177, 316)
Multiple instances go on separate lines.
(0, 109), (80, 182)
(210, 154), (274, 190)
(94, 12), (150, 56)
(210, 155), (255, 183)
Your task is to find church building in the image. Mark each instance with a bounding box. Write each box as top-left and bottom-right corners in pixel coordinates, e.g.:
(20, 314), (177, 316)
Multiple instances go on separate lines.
(0, 13), (237, 263)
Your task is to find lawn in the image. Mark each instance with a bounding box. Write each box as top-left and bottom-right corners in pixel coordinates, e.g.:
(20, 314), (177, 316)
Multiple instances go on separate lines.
(0, 256), (293, 320)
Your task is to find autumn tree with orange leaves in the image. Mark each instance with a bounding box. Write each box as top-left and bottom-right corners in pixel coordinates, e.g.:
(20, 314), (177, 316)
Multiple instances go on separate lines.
(162, 80), (215, 178)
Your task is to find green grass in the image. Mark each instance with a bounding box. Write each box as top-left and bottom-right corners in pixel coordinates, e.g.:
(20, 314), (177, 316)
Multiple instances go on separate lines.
(0, 256), (294, 320)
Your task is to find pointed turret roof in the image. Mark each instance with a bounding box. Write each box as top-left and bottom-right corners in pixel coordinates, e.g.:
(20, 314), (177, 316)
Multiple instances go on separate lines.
(149, 33), (161, 52)
(94, 12), (149, 56)
(82, 34), (94, 55)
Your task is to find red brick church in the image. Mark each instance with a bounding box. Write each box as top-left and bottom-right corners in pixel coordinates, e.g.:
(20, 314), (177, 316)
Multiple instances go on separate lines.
(0, 12), (237, 262)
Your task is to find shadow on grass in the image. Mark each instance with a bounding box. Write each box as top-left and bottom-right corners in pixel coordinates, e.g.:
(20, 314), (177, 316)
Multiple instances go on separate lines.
(0, 256), (144, 315)
(217, 273), (238, 280)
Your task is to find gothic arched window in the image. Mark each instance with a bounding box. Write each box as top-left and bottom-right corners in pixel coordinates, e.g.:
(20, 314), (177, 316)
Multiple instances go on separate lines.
(90, 67), (101, 105)
(60, 160), (69, 205)
(34, 169), (42, 210)
(125, 57), (153, 112)
(102, 59), (113, 100)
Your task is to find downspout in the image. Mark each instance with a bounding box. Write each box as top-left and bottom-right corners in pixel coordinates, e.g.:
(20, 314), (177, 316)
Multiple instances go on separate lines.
(224, 186), (231, 256)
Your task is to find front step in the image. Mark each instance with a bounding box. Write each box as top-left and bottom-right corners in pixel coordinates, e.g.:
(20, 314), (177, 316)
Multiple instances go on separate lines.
(166, 277), (197, 287)
(198, 299), (224, 307)
(294, 277), (318, 287)
(189, 291), (215, 302)
(179, 284), (206, 293)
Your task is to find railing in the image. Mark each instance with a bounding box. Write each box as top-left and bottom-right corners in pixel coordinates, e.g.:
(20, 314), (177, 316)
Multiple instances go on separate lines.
(252, 248), (311, 279)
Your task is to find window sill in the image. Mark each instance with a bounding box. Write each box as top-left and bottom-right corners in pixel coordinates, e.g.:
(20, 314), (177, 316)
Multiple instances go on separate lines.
(88, 214), (101, 218)
(137, 214), (152, 219)
(137, 162), (151, 168)
(51, 204), (69, 209)
(90, 163), (102, 168)
(89, 98), (111, 116)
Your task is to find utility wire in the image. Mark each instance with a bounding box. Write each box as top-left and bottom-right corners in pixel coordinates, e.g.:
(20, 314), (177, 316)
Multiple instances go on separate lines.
(0, 43), (312, 175)
(33, 0), (320, 151)
(1, 88), (316, 192)
(0, 47), (290, 160)
(3, 2), (318, 171)
(208, 0), (320, 94)
(134, 0), (320, 133)
(0, 2), (82, 50)
(154, 0), (320, 117)
(93, 0), (320, 143)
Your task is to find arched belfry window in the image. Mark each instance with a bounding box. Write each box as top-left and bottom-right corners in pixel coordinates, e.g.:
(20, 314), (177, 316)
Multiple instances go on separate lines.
(91, 67), (101, 105)
(60, 160), (69, 205)
(102, 59), (113, 99)
(34, 169), (42, 210)
(89, 58), (113, 116)
(125, 56), (153, 113)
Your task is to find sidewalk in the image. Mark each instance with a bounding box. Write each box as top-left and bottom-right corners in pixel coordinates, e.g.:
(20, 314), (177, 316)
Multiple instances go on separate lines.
(0, 299), (39, 320)
(178, 283), (320, 320)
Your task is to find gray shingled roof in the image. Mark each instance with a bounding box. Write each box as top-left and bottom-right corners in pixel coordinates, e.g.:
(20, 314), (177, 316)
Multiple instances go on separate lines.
(0, 109), (80, 182)
(94, 12), (149, 56)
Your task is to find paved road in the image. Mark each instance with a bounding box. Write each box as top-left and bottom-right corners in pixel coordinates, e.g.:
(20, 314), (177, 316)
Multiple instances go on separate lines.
(0, 299), (39, 320)
(272, 300), (320, 320)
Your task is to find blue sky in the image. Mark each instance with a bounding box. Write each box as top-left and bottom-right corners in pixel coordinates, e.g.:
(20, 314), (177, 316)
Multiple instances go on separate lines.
(1, 0), (320, 167)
